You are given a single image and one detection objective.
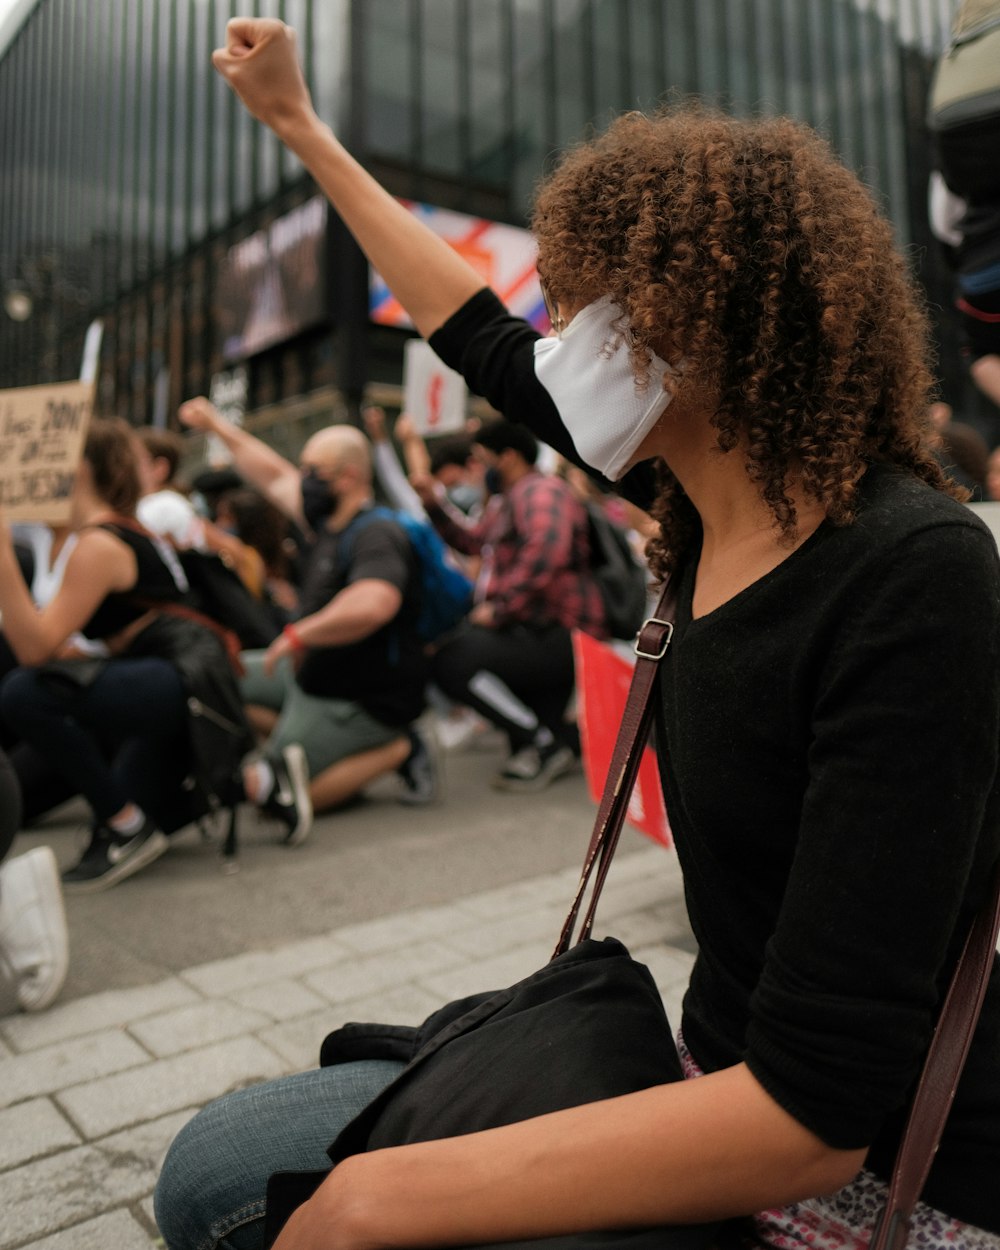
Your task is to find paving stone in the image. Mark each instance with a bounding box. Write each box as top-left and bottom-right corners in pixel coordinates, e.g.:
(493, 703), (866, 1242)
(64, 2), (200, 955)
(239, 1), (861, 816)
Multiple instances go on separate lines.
(589, 870), (679, 921)
(0, 1030), (151, 1111)
(442, 906), (566, 960)
(255, 1008), (339, 1071)
(180, 935), (352, 997)
(96, 1107), (197, 1176)
(0, 1098), (80, 1170)
(0, 1145), (153, 1249)
(227, 978), (328, 1022)
(591, 907), (685, 952)
(333, 902), (473, 954)
(604, 848), (675, 884)
(55, 1037), (286, 1139)
(140, 1194), (158, 1232)
(16, 1208), (155, 1250)
(455, 872), (575, 921)
(0, 979), (201, 1053)
(330, 981), (447, 1028)
(303, 939), (467, 1005)
(0, 1034), (12, 1060)
(418, 941), (548, 1001)
(258, 983), (444, 1071)
(128, 1000), (272, 1059)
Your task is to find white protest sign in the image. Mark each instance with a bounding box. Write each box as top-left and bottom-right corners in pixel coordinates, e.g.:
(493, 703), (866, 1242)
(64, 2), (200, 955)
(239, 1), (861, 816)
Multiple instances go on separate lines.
(206, 365), (249, 466)
(0, 380), (94, 524)
(403, 339), (466, 436)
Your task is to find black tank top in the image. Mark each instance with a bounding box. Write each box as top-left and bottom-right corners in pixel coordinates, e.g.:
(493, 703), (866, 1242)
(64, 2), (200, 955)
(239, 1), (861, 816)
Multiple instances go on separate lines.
(80, 521), (184, 640)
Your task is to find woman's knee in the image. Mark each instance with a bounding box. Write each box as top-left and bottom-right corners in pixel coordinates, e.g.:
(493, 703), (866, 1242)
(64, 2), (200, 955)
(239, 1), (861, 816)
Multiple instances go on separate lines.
(155, 1097), (267, 1250)
(155, 1062), (402, 1250)
(0, 668), (52, 734)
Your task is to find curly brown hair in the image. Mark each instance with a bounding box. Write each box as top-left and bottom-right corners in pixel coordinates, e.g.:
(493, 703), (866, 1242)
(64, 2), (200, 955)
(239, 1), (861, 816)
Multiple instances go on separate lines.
(532, 106), (962, 577)
(83, 417), (142, 516)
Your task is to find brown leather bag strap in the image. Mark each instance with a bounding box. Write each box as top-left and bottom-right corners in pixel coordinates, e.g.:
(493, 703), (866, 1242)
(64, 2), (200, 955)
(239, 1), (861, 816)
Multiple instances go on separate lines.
(554, 580), (677, 957)
(870, 857), (1000, 1250)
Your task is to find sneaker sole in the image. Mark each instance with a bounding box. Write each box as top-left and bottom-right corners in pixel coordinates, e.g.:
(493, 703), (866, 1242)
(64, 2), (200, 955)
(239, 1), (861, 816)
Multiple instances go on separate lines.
(62, 831), (170, 895)
(491, 755), (578, 793)
(10, 847), (70, 1013)
(281, 744), (313, 846)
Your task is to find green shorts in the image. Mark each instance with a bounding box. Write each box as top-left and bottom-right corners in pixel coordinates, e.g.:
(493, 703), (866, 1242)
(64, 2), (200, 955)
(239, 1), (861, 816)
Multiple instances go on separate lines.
(240, 652), (404, 778)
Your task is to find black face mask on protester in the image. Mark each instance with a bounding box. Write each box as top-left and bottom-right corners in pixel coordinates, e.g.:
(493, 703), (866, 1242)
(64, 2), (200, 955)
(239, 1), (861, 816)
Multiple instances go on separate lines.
(301, 469), (338, 532)
(483, 466), (504, 496)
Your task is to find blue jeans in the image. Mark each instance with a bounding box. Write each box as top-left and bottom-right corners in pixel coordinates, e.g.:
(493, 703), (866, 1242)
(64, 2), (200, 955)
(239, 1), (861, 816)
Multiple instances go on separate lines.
(154, 1059), (403, 1250)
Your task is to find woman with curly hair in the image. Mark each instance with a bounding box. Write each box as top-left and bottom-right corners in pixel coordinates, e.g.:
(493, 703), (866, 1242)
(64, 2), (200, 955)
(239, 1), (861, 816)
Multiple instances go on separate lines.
(155, 19), (1000, 1250)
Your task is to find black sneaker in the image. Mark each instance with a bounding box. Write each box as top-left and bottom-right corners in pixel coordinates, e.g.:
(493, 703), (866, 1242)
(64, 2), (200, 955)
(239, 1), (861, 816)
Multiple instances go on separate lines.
(492, 743), (578, 793)
(62, 819), (169, 894)
(397, 727), (441, 805)
(261, 744), (313, 846)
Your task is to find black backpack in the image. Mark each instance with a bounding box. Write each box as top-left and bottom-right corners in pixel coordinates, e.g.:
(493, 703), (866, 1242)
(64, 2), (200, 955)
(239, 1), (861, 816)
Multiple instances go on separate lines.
(584, 503), (649, 641)
(179, 548), (280, 651)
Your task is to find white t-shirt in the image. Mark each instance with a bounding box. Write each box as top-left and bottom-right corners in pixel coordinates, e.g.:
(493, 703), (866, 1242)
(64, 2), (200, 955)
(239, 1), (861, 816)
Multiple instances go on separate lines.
(137, 490), (205, 550)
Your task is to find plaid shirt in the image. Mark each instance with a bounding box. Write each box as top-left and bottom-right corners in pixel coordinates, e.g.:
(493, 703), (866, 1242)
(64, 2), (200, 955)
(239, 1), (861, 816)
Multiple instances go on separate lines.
(428, 471), (608, 638)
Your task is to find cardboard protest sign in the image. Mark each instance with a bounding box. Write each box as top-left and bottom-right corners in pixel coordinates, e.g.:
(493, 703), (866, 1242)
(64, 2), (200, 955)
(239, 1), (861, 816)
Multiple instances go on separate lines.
(403, 339), (467, 436)
(0, 381), (94, 524)
(572, 629), (672, 849)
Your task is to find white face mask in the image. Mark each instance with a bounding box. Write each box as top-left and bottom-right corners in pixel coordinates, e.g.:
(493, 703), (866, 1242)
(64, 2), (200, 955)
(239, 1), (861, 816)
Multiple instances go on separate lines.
(532, 295), (676, 481)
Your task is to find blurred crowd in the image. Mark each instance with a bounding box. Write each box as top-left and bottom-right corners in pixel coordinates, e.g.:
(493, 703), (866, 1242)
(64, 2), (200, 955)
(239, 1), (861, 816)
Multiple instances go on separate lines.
(0, 399), (653, 1017)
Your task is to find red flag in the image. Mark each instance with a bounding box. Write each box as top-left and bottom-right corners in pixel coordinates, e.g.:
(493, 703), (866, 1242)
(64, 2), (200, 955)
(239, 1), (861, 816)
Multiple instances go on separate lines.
(572, 630), (672, 849)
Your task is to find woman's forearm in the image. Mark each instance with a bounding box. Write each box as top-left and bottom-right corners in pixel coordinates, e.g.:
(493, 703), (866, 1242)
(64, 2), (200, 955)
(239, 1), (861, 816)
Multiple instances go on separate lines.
(278, 116), (484, 340)
(292, 1063), (865, 1249)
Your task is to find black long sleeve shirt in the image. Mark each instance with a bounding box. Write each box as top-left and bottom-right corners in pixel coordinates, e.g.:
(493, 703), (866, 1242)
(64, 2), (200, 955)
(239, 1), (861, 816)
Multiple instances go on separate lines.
(431, 288), (1000, 1231)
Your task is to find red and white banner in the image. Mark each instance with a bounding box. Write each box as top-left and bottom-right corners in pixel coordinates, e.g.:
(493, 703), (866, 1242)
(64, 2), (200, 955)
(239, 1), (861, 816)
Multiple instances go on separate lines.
(370, 200), (550, 333)
(572, 630), (672, 849)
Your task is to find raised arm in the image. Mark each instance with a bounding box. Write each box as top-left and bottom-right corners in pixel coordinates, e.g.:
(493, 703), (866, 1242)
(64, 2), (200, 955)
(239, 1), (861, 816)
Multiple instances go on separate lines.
(212, 19), (485, 341)
(177, 397), (305, 528)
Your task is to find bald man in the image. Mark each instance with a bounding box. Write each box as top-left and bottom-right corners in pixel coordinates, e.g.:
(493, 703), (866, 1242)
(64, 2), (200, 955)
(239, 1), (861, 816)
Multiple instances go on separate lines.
(178, 400), (434, 833)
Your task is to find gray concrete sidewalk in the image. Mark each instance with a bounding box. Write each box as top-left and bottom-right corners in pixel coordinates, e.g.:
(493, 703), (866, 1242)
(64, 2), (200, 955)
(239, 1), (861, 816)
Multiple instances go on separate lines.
(0, 842), (695, 1250)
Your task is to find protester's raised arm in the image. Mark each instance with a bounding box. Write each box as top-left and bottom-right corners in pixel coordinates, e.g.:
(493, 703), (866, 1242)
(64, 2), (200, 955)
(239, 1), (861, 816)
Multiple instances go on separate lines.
(178, 397), (305, 527)
(213, 19), (485, 340)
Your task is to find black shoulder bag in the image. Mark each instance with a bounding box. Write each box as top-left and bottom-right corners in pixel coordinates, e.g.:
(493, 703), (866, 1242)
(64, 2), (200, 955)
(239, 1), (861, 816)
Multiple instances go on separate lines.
(264, 581), (1000, 1250)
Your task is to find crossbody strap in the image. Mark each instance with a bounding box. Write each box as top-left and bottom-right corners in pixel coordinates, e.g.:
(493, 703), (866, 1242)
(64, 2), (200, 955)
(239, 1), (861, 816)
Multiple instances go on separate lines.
(554, 579), (676, 957)
(555, 576), (1000, 1243)
(870, 857), (1000, 1250)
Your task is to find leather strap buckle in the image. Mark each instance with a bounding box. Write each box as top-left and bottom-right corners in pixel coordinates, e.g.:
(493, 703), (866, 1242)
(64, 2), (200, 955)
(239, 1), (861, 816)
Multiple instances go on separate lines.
(634, 617), (674, 660)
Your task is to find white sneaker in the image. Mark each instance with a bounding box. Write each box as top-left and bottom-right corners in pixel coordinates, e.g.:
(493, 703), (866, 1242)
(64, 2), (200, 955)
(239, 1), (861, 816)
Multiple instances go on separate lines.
(0, 847), (70, 1013)
(435, 708), (488, 752)
(492, 744), (578, 793)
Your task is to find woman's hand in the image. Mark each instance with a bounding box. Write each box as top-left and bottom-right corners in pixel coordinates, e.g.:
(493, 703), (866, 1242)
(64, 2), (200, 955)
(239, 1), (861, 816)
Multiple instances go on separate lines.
(212, 18), (316, 140)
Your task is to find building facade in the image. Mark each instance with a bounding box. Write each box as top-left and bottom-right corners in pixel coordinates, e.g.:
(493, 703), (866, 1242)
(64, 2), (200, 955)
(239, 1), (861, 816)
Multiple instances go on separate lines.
(0, 0), (981, 446)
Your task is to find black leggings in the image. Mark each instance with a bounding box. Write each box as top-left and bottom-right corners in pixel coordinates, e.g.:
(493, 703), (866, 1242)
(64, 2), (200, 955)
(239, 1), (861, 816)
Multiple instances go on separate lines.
(431, 622), (578, 753)
(0, 658), (190, 827)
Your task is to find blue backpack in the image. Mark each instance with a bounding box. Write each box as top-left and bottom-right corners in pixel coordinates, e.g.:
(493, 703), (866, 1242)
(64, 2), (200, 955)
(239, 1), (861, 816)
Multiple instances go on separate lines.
(343, 507), (474, 643)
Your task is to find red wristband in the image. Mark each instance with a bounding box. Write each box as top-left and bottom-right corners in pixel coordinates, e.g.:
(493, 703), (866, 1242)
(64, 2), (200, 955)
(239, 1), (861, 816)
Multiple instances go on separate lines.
(283, 623), (306, 655)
